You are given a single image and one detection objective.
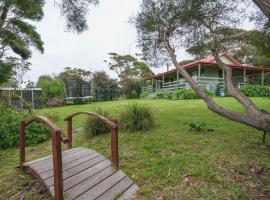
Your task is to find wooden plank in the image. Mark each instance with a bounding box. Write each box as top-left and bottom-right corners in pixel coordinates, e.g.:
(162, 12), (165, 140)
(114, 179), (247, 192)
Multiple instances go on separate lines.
(49, 160), (112, 196)
(63, 160), (112, 191)
(31, 149), (94, 174)
(118, 184), (139, 200)
(44, 155), (106, 187)
(23, 147), (83, 166)
(39, 152), (100, 180)
(96, 176), (133, 200)
(76, 170), (126, 200)
(65, 165), (116, 199)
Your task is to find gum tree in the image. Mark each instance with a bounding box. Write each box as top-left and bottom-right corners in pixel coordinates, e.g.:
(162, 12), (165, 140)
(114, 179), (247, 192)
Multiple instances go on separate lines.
(134, 0), (270, 139)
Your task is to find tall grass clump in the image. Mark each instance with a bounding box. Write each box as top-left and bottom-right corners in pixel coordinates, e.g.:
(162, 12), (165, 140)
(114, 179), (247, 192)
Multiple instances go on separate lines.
(84, 108), (110, 137)
(119, 103), (154, 132)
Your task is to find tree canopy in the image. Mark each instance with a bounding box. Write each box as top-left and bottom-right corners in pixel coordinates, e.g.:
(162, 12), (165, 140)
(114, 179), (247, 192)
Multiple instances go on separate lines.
(134, 0), (270, 132)
(105, 52), (154, 80)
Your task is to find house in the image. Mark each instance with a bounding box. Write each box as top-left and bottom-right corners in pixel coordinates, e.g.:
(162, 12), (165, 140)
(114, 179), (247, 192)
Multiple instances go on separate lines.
(142, 53), (270, 96)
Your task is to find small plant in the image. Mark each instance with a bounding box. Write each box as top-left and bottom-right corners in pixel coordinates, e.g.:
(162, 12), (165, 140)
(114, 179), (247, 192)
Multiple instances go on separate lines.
(185, 120), (206, 132)
(119, 103), (154, 132)
(84, 108), (110, 137)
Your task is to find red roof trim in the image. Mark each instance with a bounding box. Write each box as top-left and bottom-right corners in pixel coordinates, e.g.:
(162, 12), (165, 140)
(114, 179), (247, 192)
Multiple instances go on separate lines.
(143, 61), (270, 80)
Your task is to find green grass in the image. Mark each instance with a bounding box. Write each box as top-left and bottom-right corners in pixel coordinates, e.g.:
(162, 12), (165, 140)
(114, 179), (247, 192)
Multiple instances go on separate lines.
(1, 98), (270, 199)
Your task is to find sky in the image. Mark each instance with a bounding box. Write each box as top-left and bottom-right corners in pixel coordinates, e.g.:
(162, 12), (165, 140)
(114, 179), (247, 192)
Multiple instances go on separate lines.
(28, 0), (255, 83)
(28, 0), (189, 83)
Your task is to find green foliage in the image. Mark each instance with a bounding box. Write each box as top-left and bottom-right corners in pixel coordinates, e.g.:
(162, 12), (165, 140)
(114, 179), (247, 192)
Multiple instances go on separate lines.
(174, 88), (200, 100)
(0, 0), (45, 84)
(122, 78), (142, 99)
(0, 60), (13, 85)
(119, 103), (154, 132)
(155, 88), (213, 100)
(92, 71), (119, 101)
(155, 92), (165, 99)
(37, 75), (65, 102)
(106, 52), (153, 80)
(185, 121), (206, 132)
(0, 104), (50, 149)
(140, 92), (150, 98)
(239, 85), (270, 97)
(84, 108), (110, 137)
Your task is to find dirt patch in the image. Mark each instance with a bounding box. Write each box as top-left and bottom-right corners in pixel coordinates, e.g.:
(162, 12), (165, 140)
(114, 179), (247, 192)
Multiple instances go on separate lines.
(215, 159), (270, 200)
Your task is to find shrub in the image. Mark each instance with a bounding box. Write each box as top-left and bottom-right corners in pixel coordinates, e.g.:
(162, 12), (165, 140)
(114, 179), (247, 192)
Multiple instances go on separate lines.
(166, 92), (174, 99)
(119, 103), (154, 132)
(84, 108), (110, 137)
(239, 85), (270, 97)
(140, 92), (149, 98)
(130, 90), (138, 99)
(173, 88), (213, 100)
(155, 92), (166, 99)
(0, 105), (51, 149)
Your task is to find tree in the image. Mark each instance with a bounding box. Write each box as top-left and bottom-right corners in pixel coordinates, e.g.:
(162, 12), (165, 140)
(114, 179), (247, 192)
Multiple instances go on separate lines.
(37, 75), (65, 102)
(105, 53), (154, 80)
(0, 0), (44, 85)
(134, 0), (270, 134)
(59, 67), (92, 81)
(252, 0), (270, 20)
(56, 0), (99, 33)
(92, 71), (119, 100)
(105, 53), (153, 98)
(186, 27), (270, 67)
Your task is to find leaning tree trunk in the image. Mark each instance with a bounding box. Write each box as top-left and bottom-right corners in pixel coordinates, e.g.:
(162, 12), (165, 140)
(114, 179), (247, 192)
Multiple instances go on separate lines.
(253, 0), (270, 20)
(163, 37), (270, 132)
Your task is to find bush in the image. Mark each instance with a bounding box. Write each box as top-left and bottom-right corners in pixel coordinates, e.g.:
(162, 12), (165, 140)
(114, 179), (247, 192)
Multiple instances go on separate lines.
(155, 92), (166, 99)
(84, 108), (111, 137)
(130, 90), (138, 99)
(119, 103), (154, 132)
(173, 88), (213, 100)
(0, 105), (51, 149)
(140, 92), (149, 98)
(239, 85), (270, 97)
(166, 92), (174, 99)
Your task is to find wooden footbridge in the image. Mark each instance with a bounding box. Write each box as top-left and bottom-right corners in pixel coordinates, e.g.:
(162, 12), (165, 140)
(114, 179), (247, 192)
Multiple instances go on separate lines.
(19, 112), (138, 200)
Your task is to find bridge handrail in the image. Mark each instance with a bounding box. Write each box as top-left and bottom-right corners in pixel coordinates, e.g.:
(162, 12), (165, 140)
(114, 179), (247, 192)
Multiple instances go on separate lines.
(19, 116), (67, 200)
(64, 112), (119, 170)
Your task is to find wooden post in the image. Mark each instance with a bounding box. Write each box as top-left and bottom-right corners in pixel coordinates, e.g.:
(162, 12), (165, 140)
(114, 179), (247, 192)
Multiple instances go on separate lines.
(262, 71), (265, 86)
(111, 119), (119, 169)
(155, 79), (158, 92)
(19, 120), (26, 172)
(52, 130), (63, 200)
(67, 119), (72, 148)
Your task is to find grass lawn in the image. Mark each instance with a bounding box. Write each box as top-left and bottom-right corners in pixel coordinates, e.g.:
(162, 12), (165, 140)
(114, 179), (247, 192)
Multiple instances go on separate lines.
(0, 98), (270, 200)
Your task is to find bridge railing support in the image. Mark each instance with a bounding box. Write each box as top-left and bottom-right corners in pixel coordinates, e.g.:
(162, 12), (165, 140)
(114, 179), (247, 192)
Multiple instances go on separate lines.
(19, 116), (68, 200)
(65, 112), (119, 169)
